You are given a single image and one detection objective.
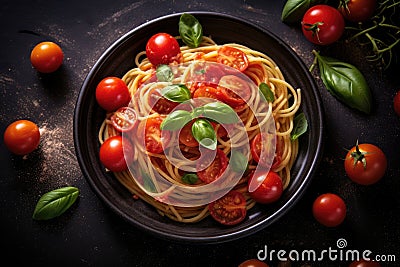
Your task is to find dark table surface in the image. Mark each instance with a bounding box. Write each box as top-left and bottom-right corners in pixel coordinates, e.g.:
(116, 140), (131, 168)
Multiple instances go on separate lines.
(1, 0), (399, 266)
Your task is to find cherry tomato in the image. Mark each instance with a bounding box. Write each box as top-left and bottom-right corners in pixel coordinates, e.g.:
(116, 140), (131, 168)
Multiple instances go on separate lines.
(197, 148), (228, 184)
(99, 135), (132, 172)
(218, 75), (251, 107)
(179, 120), (199, 147)
(393, 90), (400, 117)
(302, 5), (345, 45)
(30, 41), (64, 73)
(111, 107), (137, 132)
(251, 133), (281, 170)
(248, 171), (283, 204)
(146, 33), (181, 66)
(3, 119), (41, 155)
(209, 190), (247, 225)
(217, 46), (249, 72)
(95, 77), (131, 112)
(138, 115), (170, 154)
(192, 84), (220, 100)
(239, 259), (270, 267)
(148, 87), (178, 114)
(339, 0), (377, 22)
(349, 259), (381, 267)
(344, 142), (387, 185)
(312, 193), (346, 227)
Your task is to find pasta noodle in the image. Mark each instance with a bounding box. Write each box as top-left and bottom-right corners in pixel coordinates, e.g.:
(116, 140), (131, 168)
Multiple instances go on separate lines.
(98, 36), (301, 223)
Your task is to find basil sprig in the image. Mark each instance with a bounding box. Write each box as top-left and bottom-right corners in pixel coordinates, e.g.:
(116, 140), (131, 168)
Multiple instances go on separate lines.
(161, 101), (238, 150)
(259, 82), (275, 102)
(181, 173), (199, 185)
(192, 119), (217, 150)
(291, 112), (308, 140)
(161, 84), (191, 103)
(32, 186), (79, 220)
(230, 151), (249, 173)
(179, 13), (203, 48)
(311, 50), (372, 114)
(281, 0), (327, 23)
(156, 64), (174, 82)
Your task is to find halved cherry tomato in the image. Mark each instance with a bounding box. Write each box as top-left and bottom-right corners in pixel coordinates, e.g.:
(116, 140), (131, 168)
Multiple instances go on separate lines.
(179, 120), (199, 147)
(217, 46), (249, 72)
(312, 193), (346, 227)
(95, 77), (131, 112)
(111, 107), (137, 132)
(148, 87), (178, 114)
(251, 133), (281, 170)
(218, 75), (251, 107)
(248, 170), (283, 204)
(344, 142), (387, 185)
(192, 84), (220, 100)
(209, 190), (247, 225)
(138, 115), (170, 154)
(3, 119), (41, 155)
(146, 33), (181, 66)
(99, 135), (133, 172)
(197, 148), (228, 184)
(30, 41), (64, 73)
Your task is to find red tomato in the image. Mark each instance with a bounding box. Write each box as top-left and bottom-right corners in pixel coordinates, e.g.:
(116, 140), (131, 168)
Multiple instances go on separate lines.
(251, 133), (281, 170)
(248, 171), (283, 204)
(111, 107), (137, 132)
(179, 120), (199, 147)
(302, 5), (345, 45)
(349, 259), (381, 267)
(138, 115), (170, 154)
(218, 75), (251, 107)
(393, 90), (400, 117)
(209, 190), (247, 225)
(192, 84), (220, 100)
(146, 33), (181, 66)
(30, 41), (64, 73)
(3, 120), (41, 155)
(99, 135), (132, 172)
(312, 193), (346, 227)
(217, 46), (249, 72)
(95, 77), (131, 112)
(339, 0), (377, 22)
(344, 142), (387, 185)
(197, 149), (228, 184)
(239, 259), (270, 267)
(148, 87), (178, 114)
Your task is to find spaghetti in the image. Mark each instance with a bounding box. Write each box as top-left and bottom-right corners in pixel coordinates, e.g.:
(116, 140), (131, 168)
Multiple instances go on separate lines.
(98, 36), (301, 223)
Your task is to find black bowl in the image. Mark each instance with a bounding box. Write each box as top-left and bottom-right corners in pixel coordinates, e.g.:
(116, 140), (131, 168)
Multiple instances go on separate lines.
(73, 11), (324, 244)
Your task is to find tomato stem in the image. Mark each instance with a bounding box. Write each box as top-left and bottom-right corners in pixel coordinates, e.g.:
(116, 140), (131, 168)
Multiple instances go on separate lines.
(350, 140), (368, 169)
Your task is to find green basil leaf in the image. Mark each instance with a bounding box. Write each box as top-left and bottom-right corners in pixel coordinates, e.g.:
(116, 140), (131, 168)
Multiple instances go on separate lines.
(281, 0), (327, 23)
(291, 112), (308, 140)
(141, 171), (157, 193)
(161, 84), (191, 103)
(181, 173), (199, 184)
(201, 102), (239, 124)
(259, 82), (275, 102)
(161, 110), (193, 131)
(230, 151), (248, 173)
(179, 13), (203, 48)
(313, 51), (372, 114)
(156, 64), (174, 82)
(191, 119), (217, 150)
(32, 186), (79, 220)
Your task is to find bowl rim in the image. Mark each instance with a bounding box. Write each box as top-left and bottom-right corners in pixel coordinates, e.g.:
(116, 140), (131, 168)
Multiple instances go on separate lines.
(73, 11), (325, 244)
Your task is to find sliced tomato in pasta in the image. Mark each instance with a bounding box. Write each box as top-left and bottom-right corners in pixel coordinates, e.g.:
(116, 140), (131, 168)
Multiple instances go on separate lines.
(209, 190), (247, 225)
(196, 148), (228, 184)
(138, 115), (170, 154)
(217, 46), (249, 72)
